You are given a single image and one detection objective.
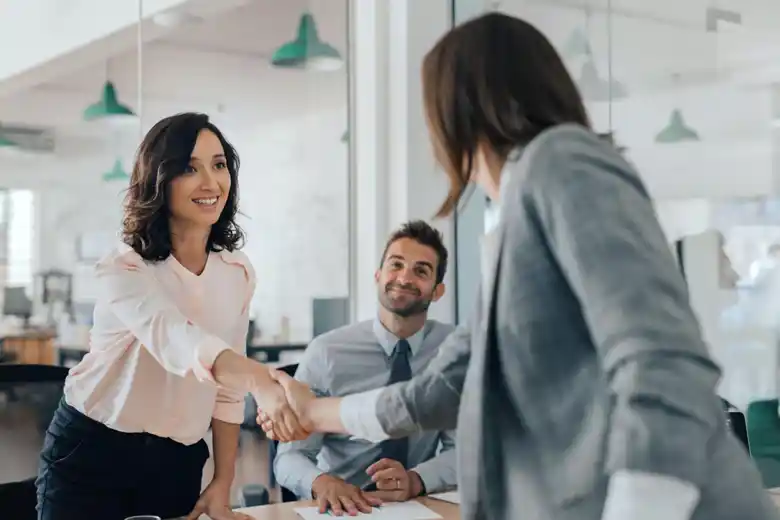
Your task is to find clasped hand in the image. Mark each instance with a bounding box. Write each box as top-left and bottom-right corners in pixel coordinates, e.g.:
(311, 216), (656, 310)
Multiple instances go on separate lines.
(253, 369), (315, 442)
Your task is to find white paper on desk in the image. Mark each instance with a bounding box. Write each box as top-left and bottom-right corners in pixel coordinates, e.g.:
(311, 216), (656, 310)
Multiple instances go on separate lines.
(295, 501), (442, 520)
(428, 491), (460, 504)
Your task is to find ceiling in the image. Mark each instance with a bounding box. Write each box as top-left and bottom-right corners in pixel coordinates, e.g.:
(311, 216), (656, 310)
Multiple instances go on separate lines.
(41, 0), (348, 91)
(0, 0), (348, 140)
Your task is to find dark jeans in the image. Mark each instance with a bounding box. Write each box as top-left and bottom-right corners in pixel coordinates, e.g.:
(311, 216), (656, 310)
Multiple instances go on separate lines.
(35, 399), (209, 520)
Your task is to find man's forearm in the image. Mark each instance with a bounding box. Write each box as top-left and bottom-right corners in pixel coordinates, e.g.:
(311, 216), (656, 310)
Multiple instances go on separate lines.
(275, 450), (326, 499)
(211, 418), (241, 483)
(409, 448), (457, 495)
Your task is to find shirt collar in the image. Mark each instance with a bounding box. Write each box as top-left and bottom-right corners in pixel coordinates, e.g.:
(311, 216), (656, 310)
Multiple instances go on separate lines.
(484, 149), (518, 233)
(372, 317), (426, 357)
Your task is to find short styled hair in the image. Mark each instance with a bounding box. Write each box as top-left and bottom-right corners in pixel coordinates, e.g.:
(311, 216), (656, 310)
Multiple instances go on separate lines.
(379, 220), (448, 284)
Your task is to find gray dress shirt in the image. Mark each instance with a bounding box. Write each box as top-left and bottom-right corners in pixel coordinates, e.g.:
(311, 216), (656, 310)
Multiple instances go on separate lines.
(274, 318), (457, 499)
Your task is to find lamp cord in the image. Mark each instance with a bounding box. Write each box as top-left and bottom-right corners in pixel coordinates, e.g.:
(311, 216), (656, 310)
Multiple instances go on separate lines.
(607, 0), (613, 132)
(137, 0), (144, 142)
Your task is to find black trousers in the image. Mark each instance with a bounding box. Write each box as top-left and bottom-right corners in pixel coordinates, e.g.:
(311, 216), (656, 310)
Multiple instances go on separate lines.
(35, 399), (209, 520)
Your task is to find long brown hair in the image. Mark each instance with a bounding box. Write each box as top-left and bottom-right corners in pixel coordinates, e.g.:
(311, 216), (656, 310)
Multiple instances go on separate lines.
(422, 12), (591, 217)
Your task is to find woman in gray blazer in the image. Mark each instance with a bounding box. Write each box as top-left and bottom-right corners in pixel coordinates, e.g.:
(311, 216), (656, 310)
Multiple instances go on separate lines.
(259, 12), (778, 520)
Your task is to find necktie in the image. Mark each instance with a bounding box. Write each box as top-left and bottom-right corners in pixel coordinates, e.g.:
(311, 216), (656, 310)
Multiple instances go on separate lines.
(364, 340), (412, 491)
(377, 339), (412, 465)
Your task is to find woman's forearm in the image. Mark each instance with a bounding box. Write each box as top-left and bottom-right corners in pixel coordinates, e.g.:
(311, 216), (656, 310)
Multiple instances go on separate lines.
(210, 418), (241, 483)
(212, 349), (272, 394)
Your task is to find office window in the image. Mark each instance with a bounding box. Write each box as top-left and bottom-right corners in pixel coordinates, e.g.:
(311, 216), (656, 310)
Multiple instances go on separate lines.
(7, 190), (35, 288)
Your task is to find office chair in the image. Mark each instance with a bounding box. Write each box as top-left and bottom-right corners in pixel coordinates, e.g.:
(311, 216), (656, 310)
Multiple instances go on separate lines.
(720, 397), (750, 456)
(0, 364), (69, 520)
(747, 399), (780, 488)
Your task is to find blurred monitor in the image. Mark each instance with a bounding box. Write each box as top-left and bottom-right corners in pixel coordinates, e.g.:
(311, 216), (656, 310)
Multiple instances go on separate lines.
(4, 287), (32, 321)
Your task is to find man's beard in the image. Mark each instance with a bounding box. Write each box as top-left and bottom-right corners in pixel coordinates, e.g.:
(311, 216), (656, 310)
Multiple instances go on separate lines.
(379, 282), (433, 318)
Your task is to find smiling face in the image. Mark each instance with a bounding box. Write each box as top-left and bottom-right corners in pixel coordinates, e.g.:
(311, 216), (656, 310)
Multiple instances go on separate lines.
(376, 237), (444, 318)
(167, 129), (231, 230)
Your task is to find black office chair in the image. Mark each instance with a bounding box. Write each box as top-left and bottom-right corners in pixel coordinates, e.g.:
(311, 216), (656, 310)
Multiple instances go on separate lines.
(0, 364), (69, 520)
(721, 397), (751, 455)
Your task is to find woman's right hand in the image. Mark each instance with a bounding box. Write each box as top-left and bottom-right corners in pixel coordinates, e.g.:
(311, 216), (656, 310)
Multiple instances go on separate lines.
(251, 369), (311, 442)
(257, 370), (316, 441)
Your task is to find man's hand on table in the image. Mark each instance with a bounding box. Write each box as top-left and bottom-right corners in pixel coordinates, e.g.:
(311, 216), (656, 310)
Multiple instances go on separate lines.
(366, 458), (424, 502)
(311, 474), (383, 516)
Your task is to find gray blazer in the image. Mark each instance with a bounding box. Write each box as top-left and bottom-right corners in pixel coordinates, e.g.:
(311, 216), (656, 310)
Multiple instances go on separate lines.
(374, 124), (778, 520)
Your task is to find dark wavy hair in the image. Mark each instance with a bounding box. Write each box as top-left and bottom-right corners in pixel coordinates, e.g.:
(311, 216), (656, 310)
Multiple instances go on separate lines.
(122, 112), (244, 261)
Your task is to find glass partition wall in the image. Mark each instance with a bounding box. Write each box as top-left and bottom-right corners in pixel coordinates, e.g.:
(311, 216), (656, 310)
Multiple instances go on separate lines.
(452, 0), (780, 416)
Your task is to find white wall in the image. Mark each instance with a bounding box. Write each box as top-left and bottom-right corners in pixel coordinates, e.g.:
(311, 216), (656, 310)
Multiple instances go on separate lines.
(350, 0), (456, 324)
(2, 24), (350, 342)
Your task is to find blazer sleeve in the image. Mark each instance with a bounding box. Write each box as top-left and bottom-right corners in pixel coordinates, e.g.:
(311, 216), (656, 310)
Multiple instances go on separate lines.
(374, 320), (473, 438)
(518, 127), (723, 489)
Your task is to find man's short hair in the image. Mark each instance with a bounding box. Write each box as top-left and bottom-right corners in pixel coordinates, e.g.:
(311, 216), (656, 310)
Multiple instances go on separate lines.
(379, 220), (448, 284)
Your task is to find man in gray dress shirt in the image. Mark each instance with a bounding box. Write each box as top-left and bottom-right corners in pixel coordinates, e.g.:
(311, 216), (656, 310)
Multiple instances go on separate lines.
(274, 220), (457, 516)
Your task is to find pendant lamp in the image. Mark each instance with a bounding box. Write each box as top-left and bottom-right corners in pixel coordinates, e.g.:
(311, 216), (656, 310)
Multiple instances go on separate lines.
(102, 158), (130, 182)
(563, 27), (591, 58)
(655, 109), (700, 143)
(0, 126), (22, 157)
(578, 59), (628, 102)
(83, 81), (137, 125)
(0, 134), (17, 149)
(272, 13), (343, 71)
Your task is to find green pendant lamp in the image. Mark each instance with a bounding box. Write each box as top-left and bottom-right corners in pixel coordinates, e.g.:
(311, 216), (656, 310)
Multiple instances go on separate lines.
(578, 59), (628, 102)
(563, 27), (591, 58)
(655, 109), (700, 143)
(272, 13), (343, 71)
(0, 126), (21, 156)
(83, 81), (137, 125)
(0, 133), (17, 149)
(102, 158), (130, 182)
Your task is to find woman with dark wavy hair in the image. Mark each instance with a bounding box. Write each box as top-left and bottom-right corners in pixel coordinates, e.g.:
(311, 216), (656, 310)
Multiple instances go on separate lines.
(36, 113), (306, 520)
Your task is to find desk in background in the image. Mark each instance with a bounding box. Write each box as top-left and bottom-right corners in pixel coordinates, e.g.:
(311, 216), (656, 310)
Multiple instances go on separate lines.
(247, 343), (307, 363)
(0, 330), (56, 365)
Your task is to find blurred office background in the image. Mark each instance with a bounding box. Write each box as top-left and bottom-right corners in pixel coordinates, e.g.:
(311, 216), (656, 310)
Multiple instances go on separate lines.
(455, 0), (780, 411)
(6, 0), (780, 505)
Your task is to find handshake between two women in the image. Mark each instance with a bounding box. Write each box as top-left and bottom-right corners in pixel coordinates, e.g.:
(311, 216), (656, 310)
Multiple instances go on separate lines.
(254, 369), (323, 442)
(211, 347), (343, 441)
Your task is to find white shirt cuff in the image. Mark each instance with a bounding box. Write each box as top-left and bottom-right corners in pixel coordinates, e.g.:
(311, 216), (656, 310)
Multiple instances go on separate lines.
(339, 388), (390, 443)
(601, 471), (700, 520)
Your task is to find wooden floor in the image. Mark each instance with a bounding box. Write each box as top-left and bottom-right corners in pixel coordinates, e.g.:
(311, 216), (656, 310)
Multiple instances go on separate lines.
(0, 397), (275, 506)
